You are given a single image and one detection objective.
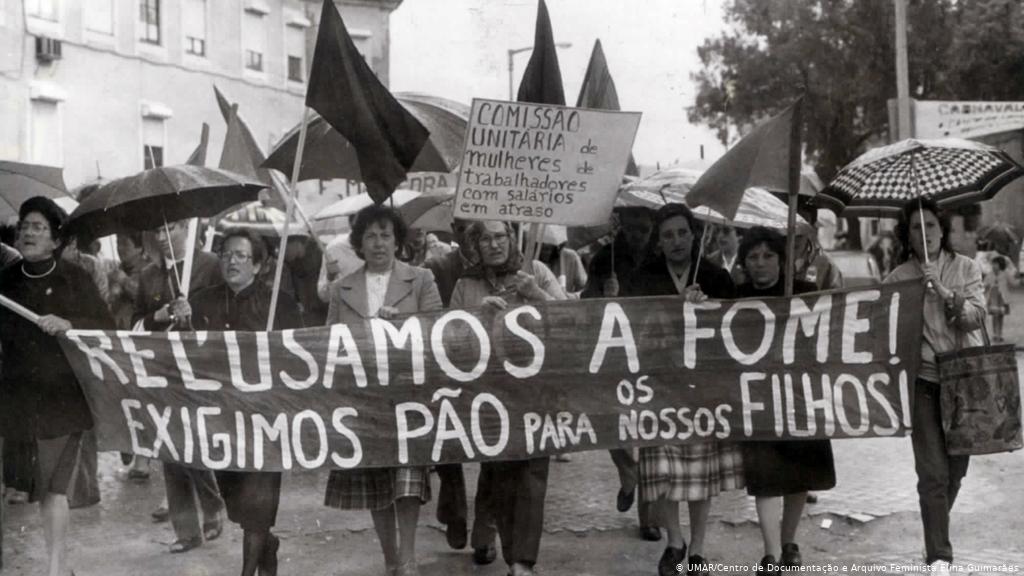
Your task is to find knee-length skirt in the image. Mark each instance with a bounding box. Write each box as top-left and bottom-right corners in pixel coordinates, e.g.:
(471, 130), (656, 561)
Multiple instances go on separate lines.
(742, 439), (836, 497)
(639, 441), (744, 502)
(216, 470), (282, 531)
(324, 466), (431, 511)
(3, 433), (83, 504)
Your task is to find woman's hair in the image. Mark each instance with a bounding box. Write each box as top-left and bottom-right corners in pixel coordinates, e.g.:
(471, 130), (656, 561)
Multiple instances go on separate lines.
(738, 226), (786, 269)
(19, 195), (67, 242)
(220, 228), (267, 265)
(653, 203), (703, 262)
(349, 204), (408, 259)
(120, 230), (145, 249)
(894, 197), (953, 263)
(462, 220), (523, 278)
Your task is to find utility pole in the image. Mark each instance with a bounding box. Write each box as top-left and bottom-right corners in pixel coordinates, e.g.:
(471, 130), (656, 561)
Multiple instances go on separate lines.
(894, 0), (912, 140)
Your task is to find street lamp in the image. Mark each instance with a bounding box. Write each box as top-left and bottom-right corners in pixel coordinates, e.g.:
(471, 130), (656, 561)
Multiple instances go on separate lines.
(507, 42), (572, 100)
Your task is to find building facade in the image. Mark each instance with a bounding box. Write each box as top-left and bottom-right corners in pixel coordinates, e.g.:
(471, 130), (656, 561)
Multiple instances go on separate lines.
(0, 0), (401, 213)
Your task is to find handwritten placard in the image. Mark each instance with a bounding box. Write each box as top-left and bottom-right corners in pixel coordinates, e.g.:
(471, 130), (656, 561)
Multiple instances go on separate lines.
(454, 98), (641, 226)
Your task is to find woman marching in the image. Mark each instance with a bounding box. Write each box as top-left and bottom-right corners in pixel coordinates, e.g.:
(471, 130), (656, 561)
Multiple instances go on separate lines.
(0, 196), (113, 576)
(884, 198), (986, 575)
(323, 204), (443, 576)
(735, 226), (836, 572)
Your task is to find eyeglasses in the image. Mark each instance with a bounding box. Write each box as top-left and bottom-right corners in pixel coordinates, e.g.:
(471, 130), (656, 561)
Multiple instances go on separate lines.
(219, 251), (253, 263)
(478, 233), (509, 247)
(17, 221), (50, 234)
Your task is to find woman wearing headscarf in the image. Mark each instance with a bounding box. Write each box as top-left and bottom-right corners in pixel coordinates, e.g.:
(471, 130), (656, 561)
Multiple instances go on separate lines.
(450, 220), (567, 576)
(323, 205), (442, 576)
(0, 196), (113, 576)
(884, 198), (986, 575)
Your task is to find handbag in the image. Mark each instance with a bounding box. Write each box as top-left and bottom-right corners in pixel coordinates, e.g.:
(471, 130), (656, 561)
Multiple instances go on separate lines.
(936, 323), (1022, 456)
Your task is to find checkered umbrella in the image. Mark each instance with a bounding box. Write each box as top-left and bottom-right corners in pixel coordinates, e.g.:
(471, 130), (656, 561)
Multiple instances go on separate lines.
(819, 138), (1024, 217)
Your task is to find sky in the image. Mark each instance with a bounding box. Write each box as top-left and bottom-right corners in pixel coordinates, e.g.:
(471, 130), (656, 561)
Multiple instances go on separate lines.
(389, 0), (730, 171)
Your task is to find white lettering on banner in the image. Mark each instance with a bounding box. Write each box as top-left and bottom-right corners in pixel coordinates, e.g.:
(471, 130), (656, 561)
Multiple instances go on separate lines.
(323, 324), (368, 388)
(842, 290), (880, 364)
(866, 373), (901, 435)
(395, 402), (434, 464)
(169, 331), (222, 391)
(66, 330), (129, 384)
(431, 311), (490, 382)
(589, 303), (639, 374)
(900, 370), (913, 427)
(783, 295), (832, 364)
(722, 301), (775, 365)
(833, 374), (870, 436)
(684, 301), (721, 369)
(291, 410), (329, 468)
(503, 306), (545, 378)
(470, 393), (509, 457)
(280, 329), (319, 390)
(118, 331), (167, 388)
(253, 413), (291, 470)
(330, 407), (362, 468)
(181, 407), (194, 464)
(121, 399), (154, 458)
(197, 407), (232, 469)
(148, 403), (179, 461)
(235, 411), (247, 468)
(739, 372), (767, 437)
(801, 372), (836, 436)
(225, 332), (272, 392)
(371, 317), (426, 386)
(431, 389), (475, 461)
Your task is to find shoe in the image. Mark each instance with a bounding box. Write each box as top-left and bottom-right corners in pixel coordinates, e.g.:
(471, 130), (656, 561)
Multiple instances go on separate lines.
(929, 561), (951, 576)
(169, 536), (202, 554)
(758, 555), (779, 576)
(151, 505), (169, 523)
(5, 489), (28, 505)
(127, 469), (150, 482)
(259, 533), (279, 576)
(473, 543), (497, 565)
(658, 545), (687, 576)
(554, 453), (572, 462)
(781, 543), (802, 568)
(508, 563), (535, 576)
(203, 520), (223, 542)
(806, 492), (818, 504)
(688, 554), (709, 576)
(640, 525), (662, 541)
(445, 519), (468, 550)
(395, 560), (420, 576)
(616, 487), (636, 512)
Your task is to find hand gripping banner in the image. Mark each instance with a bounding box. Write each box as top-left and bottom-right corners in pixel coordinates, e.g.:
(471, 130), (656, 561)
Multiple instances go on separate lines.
(59, 282), (924, 472)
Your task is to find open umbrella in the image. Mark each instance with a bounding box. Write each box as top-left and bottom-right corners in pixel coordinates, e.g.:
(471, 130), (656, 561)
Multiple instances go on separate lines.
(1, 160), (70, 222)
(64, 165), (265, 239)
(398, 192), (455, 232)
(263, 92), (469, 183)
(616, 167), (703, 209)
(691, 187), (809, 230)
(978, 222), (1020, 259)
(218, 201), (303, 238)
(314, 189), (421, 222)
(819, 138), (1024, 217)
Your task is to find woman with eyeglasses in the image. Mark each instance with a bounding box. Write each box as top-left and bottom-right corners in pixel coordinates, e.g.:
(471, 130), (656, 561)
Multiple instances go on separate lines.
(0, 196), (113, 576)
(449, 220), (567, 576)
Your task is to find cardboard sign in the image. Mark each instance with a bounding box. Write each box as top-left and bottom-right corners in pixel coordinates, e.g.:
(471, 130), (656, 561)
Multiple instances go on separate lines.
(453, 98), (641, 226)
(59, 283), (924, 472)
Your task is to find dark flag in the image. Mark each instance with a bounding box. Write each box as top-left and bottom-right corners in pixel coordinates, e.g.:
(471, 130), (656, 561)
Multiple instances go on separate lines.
(305, 0), (429, 203)
(577, 39), (637, 176)
(213, 86), (276, 186)
(185, 123), (209, 167)
(516, 0), (565, 105)
(686, 98), (803, 220)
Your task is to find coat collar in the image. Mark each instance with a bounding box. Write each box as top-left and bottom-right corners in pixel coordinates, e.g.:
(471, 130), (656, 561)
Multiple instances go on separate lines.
(337, 260), (418, 318)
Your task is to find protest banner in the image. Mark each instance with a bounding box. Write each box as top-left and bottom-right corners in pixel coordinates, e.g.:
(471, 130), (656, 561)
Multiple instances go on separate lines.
(60, 282), (924, 472)
(914, 100), (1024, 140)
(453, 98), (641, 226)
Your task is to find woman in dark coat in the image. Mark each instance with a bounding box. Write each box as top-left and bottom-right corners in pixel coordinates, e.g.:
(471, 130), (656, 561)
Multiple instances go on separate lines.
(735, 226), (835, 571)
(0, 196), (113, 576)
(188, 229), (303, 576)
(623, 204), (742, 576)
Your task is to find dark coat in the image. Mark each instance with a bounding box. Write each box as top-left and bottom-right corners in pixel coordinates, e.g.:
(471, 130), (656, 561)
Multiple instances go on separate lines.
(624, 257), (737, 299)
(424, 248), (473, 308)
(133, 250), (221, 330)
(0, 259), (113, 440)
(190, 281), (304, 332)
(735, 279), (817, 299)
(581, 232), (651, 298)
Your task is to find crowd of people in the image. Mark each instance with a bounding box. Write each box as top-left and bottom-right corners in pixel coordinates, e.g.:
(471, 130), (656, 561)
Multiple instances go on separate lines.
(0, 193), (1002, 576)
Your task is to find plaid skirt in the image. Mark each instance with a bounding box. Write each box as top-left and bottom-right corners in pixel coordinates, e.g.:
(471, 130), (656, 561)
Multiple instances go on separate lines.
(324, 466), (431, 511)
(639, 441), (744, 502)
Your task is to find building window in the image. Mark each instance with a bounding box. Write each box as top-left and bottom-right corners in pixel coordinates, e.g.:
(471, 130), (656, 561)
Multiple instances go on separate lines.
(31, 99), (62, 166)
(143, 117), (164, 169)
(84, 0), (114, 34)
(287, 56), (303, 82)
(286, 24), (305, 82)
(182, 0), (205, 56)
(138, 0), (160, 44)
(26, 0), (59, 21)
(242, 9), (265, 73)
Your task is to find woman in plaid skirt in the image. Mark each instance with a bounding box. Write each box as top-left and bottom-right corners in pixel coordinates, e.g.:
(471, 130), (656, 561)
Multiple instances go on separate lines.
(624, 204), (745, 576)
(323, 205), (443, 576)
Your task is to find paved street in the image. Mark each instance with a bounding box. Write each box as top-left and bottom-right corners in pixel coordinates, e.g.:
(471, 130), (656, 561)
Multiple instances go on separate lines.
(3, 286), (1024, 575)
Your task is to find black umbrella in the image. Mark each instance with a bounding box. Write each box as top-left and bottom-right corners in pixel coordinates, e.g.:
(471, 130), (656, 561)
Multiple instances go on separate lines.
(1, 160), (70, 222)
(64, 165), (265, 238)
(978, 222), (1021, 259)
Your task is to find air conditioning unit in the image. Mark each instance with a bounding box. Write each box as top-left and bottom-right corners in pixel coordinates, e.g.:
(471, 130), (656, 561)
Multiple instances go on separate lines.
(35, 36), (63, 63)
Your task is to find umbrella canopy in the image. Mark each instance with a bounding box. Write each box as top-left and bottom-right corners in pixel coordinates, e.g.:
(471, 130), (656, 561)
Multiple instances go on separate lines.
(819, 138), (1024, 216)
(691, 187), (809, 230)
(64, 165), (265, 238)
(398, 192), (455, 232)
(978, 222), (1020, 258)
(314, 189), (422, 222)
(1, 160), (70, 222)
(218, 201), (303, 238)
(263, 93), (469, 183)
(616, 167), (703, 209)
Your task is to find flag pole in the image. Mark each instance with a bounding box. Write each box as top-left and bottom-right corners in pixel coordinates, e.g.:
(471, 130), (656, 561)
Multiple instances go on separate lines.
(693, 224), (710, 288)
(0, 294), (40, 324)
(783, 97), (804, 297)
(267, 107), (312, 331)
